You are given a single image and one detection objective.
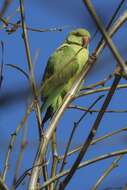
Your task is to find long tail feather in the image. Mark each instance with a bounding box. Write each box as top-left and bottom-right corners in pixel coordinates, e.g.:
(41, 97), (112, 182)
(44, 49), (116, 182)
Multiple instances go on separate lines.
(41, 106), (54, 127)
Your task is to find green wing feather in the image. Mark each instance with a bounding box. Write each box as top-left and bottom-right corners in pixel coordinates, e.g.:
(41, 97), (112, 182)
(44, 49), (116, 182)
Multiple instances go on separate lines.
(41, 44), (79, 112)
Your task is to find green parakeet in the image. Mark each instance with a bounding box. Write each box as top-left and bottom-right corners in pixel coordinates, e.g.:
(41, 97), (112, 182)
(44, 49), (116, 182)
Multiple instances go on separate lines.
(41, 28), (90, 125)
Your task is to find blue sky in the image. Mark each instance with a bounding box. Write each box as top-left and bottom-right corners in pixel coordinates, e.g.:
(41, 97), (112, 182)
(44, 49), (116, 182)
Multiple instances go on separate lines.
(0, 0), (127, 189)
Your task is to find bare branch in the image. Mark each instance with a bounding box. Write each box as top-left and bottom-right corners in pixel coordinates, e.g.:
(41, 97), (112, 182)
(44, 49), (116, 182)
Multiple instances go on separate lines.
(40, 149), (127, 189)
(0, 18), (74, 33)
(83, 0), (127, 75)
(0, 0), (12, 18)
(55, 96), (103, 188)
(5, 64), (29, 80)
(0, 41), (4, 89)
(11, 123), (28, 189)
(81, 73), (114, 91)
(0, 177), (8, 190)
(92, 155), (123, 190)
(59, 74), (121, 190)
(2, 102), (34, 181)
(76, 83), (127, 99)
(50, 131), (59, 190)
(60, 126), (127, 159)
(69, 104), (127, 114)
(19, 0), (42, 138)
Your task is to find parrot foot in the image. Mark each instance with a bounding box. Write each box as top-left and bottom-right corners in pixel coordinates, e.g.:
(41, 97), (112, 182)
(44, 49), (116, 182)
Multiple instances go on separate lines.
(89, 53), (97, 63)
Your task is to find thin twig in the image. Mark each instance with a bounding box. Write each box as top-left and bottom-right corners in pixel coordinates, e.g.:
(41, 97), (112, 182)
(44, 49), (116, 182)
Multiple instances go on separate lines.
(19, 1), (52, 188)
(0, 41), (4, 88)
(33, 48), (41, 66)
(103, 187), (123, 190)
(81, 73), (114, 91)
(40, 149), (127, 189)
(0, 6), (19, 29)
(55, 95), (103, 189)
(11, 122), (28, 189)
(76, 83), (127, 99)
(83, 0), (127, 75)
(94, 0), (126, 56)
(0, 0), (12, 18)
(41, 157), (49, 190)
(14, 161), (49, 189)
(5, 24), (74, 34)
(6, 64), (29, 80)
(92, 155), (123, 190)
(59, 126), (127, 160)
(2, 102), (34, 181)
(91, 128), (127, 145)
(105, 0), (125, 29)
(16, 124), (127, 188)
(69, 104), (127, 113)
(0, 177), (8, 190)
(50, 130), (59, 190)
(19, 0), (42, 138)
(0, 17), (73, 33)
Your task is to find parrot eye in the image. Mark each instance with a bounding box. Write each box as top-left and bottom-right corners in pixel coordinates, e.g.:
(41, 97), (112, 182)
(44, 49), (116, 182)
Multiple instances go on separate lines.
(82, 36), (90, 47)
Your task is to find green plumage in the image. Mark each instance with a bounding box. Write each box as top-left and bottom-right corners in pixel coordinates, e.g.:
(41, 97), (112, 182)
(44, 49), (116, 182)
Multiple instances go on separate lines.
(41, 28), (90, 124)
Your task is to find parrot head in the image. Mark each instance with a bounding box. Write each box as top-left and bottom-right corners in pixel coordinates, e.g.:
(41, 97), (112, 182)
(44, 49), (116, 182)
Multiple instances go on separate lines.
(66, 28), (90, 48)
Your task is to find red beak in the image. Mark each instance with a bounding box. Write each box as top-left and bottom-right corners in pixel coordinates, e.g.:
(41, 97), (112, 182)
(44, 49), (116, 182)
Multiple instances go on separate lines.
(82, 36), (90, 47)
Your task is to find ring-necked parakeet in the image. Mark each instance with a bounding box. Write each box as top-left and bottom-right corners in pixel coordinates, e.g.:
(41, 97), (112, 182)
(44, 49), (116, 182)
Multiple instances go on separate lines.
(41, 28), (90, 125)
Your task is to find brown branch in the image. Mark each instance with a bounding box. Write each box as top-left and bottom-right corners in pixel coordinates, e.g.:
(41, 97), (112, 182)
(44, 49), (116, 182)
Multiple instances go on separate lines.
(0, 17), (73, 33)
(14, 161), (49, 189)
(50, 131), (59, 190)
(41, 157), (49, 190)
(94, 0), (126, 56)
(2, 102), (34, 181)
(76, 83), (127, 99)
(59, 74), (121, 190)
(16, 124), (125, 188)
(69, 104), (127, 114)
(0, 0), (12, 18)
(59, 126), (127, 160)
(55, 95), (103, 189)
(83, 0), (127, 75)
(19, 1), (53, 188)
(0, 177), (8, 190)
(6, 23), (72, 34)
(80, 73), (114, 91)
(5, 64), (29, 80)
(40, 149), (127, 189)
(19, 0), (42, 137)
(0, 41), (4, 89)
(11, 123), (28, 189)
(92, 155), (123, 190)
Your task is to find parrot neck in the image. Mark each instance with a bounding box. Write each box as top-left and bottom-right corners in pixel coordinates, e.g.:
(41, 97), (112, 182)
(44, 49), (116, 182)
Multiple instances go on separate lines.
(65, 39), (82, 47)
(59, 42), (89, 53)
(64, 41), (89, 51)
(65, 39), (89, 50)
